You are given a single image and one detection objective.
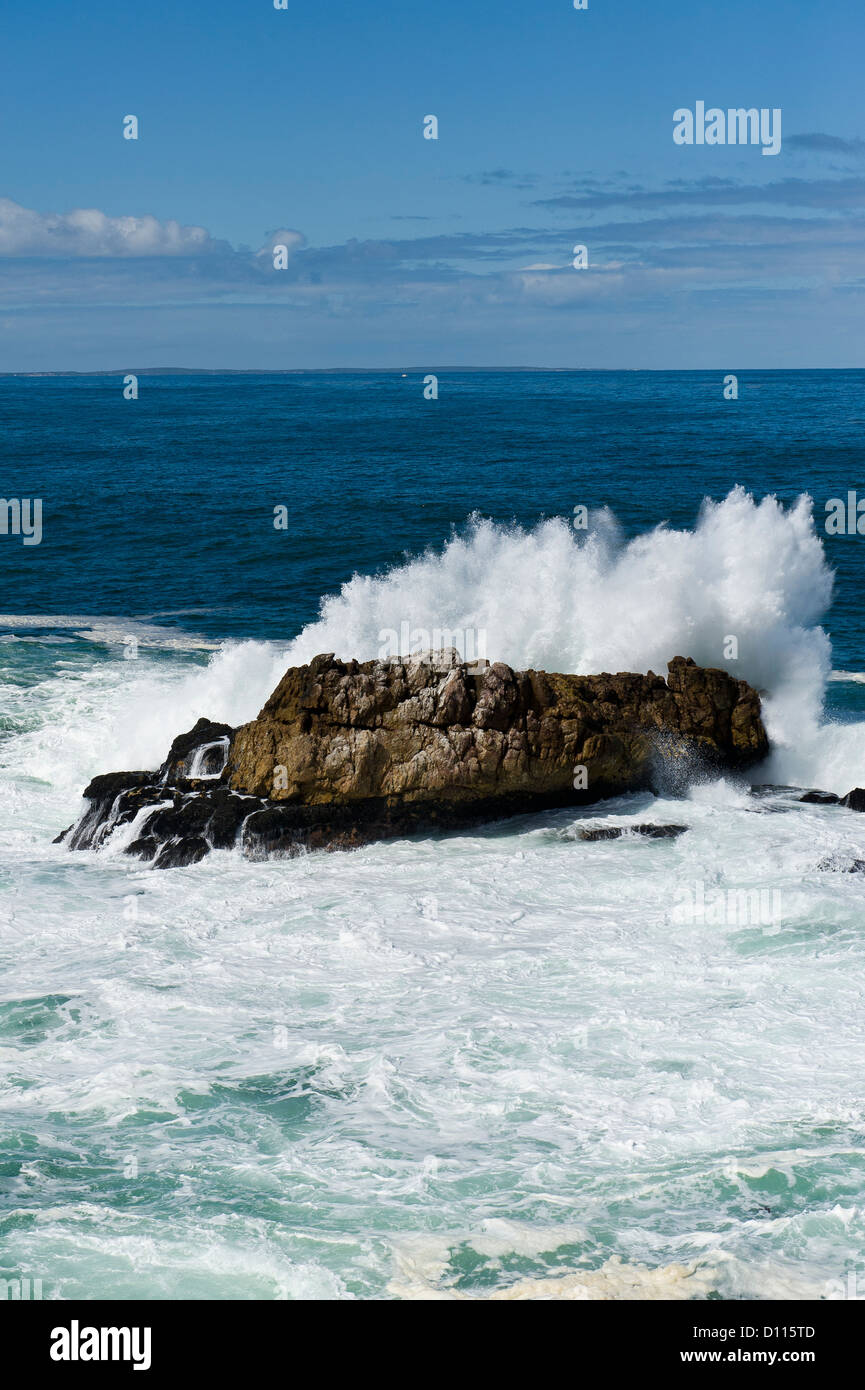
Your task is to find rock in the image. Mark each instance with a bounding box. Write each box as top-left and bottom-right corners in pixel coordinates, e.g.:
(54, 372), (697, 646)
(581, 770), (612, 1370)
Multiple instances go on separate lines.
(157, 717), (234, 783)
(152, 835), (211, 869)
(230, 652), (767, 802)
(750, 783), (805, 796)
(577, 824), (689, 842)
(59, 721), (252, 860)
(55, 771), (155, 849)
(59, 653), (769, 867)
(842, 788), (865, 812)
(799, 790), (841, 804)
(817, 856), (865, 873)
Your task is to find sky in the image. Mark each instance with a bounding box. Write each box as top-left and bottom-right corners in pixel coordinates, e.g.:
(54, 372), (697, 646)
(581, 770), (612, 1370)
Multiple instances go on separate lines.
(1, 0), (863, 369)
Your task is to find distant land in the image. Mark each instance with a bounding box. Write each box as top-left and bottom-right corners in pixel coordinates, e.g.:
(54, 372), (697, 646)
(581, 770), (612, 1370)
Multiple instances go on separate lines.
(0, 366), (586, 377)
(0, 367), (856, 378)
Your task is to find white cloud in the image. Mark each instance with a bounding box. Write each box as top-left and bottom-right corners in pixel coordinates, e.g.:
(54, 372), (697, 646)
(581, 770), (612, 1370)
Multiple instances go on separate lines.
(256, 228), (306, 258)
(0, 198), (220, 257)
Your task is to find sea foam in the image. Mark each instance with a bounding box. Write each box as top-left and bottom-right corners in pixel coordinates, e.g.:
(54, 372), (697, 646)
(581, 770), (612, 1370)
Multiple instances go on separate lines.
(9, 488), (855, 799)
(104, 487), (857, 789)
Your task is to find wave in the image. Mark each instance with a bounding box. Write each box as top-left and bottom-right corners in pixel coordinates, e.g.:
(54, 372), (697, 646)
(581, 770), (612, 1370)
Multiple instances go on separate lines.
(13, 487), (865, 795)
(197, 486), (856, 789)
(281, 487), (833, 742)
(0, 614), (219, 651)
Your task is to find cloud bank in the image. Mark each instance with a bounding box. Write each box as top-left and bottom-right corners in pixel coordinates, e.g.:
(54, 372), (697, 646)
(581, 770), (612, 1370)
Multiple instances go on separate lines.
(1, 143), (863, 368)
(0, 199), (224, 257)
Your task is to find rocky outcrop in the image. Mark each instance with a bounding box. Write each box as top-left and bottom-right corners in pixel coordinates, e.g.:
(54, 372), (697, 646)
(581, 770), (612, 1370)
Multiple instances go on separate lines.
(818, 856), (865, 873)
(158, 717), (234, 783)
(577, 824), (689, 842)
(799, 788), (865, 814)
(57, 651), (770, 867)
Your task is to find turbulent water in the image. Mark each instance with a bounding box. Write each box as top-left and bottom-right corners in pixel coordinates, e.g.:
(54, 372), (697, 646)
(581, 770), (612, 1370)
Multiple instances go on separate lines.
(2, 372), (865, 1300)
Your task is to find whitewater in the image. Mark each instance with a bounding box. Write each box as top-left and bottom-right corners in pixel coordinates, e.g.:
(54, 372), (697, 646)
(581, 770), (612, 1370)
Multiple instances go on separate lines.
(2, 488), (865, 1300)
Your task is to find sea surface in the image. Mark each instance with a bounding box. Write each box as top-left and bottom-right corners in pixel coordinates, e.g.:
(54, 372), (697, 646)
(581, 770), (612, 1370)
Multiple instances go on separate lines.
(2, 370), (865, 1300)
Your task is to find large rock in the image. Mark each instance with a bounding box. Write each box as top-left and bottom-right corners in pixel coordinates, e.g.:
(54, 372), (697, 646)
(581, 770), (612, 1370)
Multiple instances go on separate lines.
(58, 652), (769, 866)
(229, 651), (766, 802)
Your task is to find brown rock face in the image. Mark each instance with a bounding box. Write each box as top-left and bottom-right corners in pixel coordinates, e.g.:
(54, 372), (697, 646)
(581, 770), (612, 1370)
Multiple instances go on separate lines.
(59, 651), (768, 865)
(228, 651), (768, 811)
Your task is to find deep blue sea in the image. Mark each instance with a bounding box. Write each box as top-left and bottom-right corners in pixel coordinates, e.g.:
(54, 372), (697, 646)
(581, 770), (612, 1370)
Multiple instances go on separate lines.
(2, 371), (865, 1300)
(2, 370), (864, 658)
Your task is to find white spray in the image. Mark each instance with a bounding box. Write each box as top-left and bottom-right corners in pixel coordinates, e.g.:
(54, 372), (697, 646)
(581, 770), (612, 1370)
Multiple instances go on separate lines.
(22, 487), (865, 795)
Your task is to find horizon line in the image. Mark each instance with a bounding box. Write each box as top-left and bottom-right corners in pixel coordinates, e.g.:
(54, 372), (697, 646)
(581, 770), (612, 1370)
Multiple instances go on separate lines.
(2, 366), (864, 378)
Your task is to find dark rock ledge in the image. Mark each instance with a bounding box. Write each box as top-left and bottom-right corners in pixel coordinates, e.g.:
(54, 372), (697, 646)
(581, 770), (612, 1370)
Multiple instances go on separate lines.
(578, 824), (689, 842)
(56, 652), (770, 868)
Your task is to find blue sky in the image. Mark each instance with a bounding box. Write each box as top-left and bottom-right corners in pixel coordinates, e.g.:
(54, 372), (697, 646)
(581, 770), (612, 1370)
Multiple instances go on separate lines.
(1, 0), (863, 368)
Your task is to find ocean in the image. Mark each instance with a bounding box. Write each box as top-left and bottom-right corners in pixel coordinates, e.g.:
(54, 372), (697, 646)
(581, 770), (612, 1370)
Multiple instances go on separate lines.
(2, 369), (865, 1300)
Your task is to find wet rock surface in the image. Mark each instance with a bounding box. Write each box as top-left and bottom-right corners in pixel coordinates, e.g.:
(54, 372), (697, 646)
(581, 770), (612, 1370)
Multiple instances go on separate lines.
(818, 856), (865, 874)
(59, 651), (770, 867)
(577, 824), (689, 842)
(157, 718), (234, 783)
